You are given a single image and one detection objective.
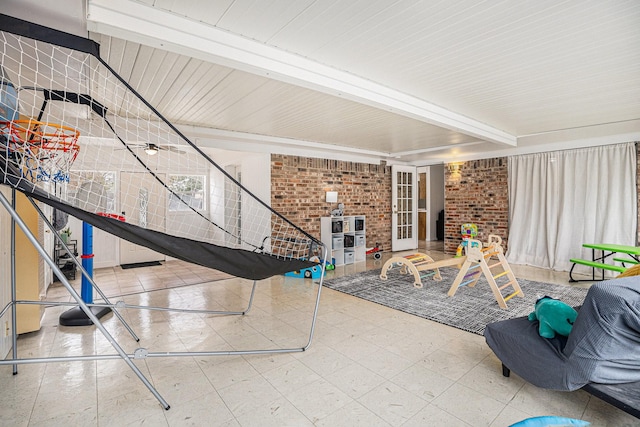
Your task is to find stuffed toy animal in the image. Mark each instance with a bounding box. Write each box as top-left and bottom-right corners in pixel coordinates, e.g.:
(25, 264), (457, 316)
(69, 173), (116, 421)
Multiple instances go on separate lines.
(528, 296), (578, 339)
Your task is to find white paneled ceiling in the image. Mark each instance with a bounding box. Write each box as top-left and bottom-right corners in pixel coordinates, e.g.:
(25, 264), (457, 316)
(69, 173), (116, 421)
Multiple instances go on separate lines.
(94, 34), (480, 153)
(6, 0), (640, 164)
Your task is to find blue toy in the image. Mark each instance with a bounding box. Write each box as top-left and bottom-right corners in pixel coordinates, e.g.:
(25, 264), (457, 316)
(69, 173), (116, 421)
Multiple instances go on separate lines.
(528, 296), (578, 339)
(284, 265), (324, 279)
(510, 416), (589, 426)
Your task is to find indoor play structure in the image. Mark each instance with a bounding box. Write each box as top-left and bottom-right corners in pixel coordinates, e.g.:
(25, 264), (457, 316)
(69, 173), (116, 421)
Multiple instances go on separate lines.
(380, 252), (450, 286)
(380, 235), (523, 309)
(0, 15), (327, 410)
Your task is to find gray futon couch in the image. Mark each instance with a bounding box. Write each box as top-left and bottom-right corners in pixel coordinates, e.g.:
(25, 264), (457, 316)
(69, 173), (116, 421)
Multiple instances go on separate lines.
(484, 276), (640, 418)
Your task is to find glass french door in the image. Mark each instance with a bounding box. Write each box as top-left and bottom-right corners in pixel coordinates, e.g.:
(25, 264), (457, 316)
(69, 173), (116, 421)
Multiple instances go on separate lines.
(391, 165), (418, 251)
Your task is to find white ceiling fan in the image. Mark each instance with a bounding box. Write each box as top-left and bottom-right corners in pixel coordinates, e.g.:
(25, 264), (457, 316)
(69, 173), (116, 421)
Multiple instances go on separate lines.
(120, 142), (186, 155)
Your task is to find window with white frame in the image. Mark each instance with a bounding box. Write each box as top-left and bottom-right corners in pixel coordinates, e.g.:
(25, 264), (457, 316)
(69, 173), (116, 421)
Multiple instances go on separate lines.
(168, 174), (206, 211)
(68, 171), (117, 213)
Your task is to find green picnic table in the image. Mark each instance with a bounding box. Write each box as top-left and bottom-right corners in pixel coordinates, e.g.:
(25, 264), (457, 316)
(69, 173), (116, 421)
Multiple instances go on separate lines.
(569, 243), (640, 282)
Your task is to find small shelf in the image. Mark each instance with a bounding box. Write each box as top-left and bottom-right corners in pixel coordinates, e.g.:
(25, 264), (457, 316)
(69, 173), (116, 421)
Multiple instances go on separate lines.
(54, 239), (78, 281)
(321, 216), (366, 266)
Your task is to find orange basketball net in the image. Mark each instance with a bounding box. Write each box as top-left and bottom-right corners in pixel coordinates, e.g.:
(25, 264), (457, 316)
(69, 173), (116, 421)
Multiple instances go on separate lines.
(1, 119), (80, 182)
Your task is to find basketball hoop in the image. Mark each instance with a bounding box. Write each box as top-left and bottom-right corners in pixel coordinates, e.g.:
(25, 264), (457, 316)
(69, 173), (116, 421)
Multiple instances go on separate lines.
(1, 119), (80, 183)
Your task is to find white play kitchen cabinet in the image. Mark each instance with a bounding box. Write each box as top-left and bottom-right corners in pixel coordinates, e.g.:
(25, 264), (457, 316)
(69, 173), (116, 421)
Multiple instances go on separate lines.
(320, 216), (366, 266)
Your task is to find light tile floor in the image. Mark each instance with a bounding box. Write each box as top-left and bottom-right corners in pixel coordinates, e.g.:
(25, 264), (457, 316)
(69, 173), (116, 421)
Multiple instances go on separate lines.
(1, 243), (639, 426)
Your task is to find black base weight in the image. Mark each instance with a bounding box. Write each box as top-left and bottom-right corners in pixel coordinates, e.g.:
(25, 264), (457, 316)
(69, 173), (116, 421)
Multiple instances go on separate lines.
(59, 305), (112, 326)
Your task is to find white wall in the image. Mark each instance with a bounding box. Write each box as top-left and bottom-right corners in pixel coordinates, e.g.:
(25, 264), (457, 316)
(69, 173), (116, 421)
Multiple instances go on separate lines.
(205, 149), (270, 201)
(205, 148), (271, 251)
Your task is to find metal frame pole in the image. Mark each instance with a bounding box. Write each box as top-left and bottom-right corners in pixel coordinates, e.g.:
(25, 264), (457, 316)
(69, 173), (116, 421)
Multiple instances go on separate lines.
(0, 190), (170, 410)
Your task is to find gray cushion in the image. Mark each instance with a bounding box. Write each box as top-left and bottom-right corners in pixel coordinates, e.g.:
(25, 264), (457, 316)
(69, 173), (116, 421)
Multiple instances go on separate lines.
(484, 276), (640, 391)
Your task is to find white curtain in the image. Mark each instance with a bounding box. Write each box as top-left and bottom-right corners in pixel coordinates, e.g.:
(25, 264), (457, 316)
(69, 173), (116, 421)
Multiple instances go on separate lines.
(506, 142), (637, 273)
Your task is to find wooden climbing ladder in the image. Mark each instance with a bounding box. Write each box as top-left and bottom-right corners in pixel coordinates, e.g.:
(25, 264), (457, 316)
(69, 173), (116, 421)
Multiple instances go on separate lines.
(448, 235), (523, 309)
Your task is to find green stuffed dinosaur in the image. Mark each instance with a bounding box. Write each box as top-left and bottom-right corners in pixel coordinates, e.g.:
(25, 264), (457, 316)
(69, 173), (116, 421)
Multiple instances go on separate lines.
(528, 296), (578, 339)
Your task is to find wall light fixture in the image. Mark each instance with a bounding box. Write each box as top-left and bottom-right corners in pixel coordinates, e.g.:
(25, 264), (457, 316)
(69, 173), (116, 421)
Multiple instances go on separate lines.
(447, 162), (462, 177)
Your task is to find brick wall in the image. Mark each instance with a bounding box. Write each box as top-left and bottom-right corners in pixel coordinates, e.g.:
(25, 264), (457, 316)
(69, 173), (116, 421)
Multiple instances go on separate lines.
(442, 142), (640, 255)
(271, 155), (392, 250)
(273, 143), (638, 257)
(444, 158), (509, 254)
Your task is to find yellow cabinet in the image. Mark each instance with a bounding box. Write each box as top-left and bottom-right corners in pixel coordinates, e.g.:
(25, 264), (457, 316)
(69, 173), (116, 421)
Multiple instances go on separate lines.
(15, 192), (44, 334)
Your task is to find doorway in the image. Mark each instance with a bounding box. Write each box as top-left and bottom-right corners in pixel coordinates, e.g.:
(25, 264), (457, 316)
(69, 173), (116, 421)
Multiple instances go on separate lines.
(391, 165), (418, 251)
(418, 172), (427, 240)
(119, 172), (166, 265)
(417, 165), (445, 243)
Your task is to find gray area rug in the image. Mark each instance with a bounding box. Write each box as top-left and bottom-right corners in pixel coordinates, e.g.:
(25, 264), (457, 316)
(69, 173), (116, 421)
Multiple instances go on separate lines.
(322, 267), (589, 335)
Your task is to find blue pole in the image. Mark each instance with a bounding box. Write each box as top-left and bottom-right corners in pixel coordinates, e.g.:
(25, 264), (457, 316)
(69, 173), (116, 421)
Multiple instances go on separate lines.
(81, 221), (93, 303)
(60, 220), (110, 326)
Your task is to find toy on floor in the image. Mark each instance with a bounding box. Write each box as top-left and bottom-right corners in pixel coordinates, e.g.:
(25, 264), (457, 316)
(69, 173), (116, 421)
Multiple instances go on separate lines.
(380, 234), (524, 309)
(528, 296), (578, 338)
(509, 416), (590, 427)
(313, 253), (335, 271)
(379, 253), (444, 287)
(284, 266), (323, 279)
(366, 243), (383, 260)
(456, 223), (478, 257)
(318, 255), (335, 271)
(284, 256), (330, 278)
(447, 235), (524, 309)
